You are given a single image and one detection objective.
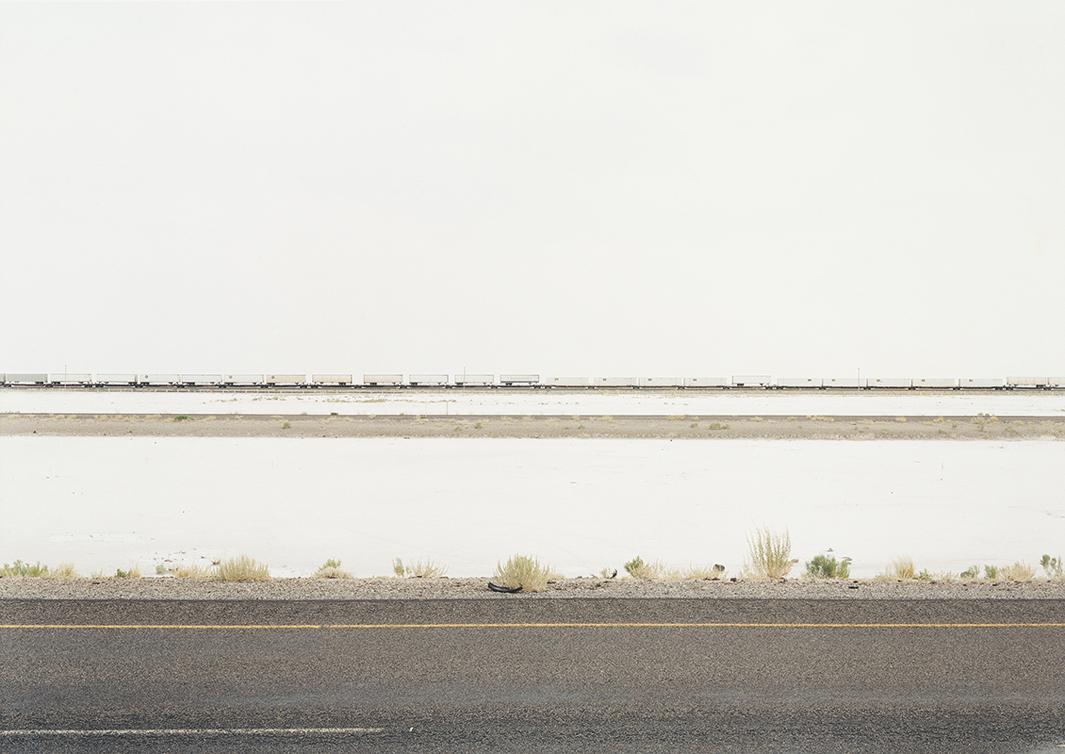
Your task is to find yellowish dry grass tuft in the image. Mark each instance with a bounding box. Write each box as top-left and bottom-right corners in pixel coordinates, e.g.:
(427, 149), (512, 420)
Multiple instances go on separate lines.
(494, 554), (553, 592)
(999, 561), (1035, 582)
(314, 559), (352, 579)
(213, 555), (270, 582)
(392, 558), (447, 578)
(745, 529), (796, 579)
(883, 557), (916, 580)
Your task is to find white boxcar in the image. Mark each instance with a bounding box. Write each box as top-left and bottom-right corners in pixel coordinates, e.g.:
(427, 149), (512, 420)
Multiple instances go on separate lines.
(1, 373), (48, 385)
(265, 374), (306, 386)
(776, 377), (822, 388)
(866, 377), (913, 389)
(362, 374), (404, 386)
(223, 374), (265, 386)
(959, 378), (1006, 389)
(311, 374), (353, 385)
(1048, 377), (1065, 388)
(143, 374), (182, 386)
(637, 377), (684, 387)
(179, 374), (223, 386)
(49, 374), (93, 385)
(95, 373), (139, 385)
(408, 374), (449, 386)
(683, 376), (730, 388)
(913, 377), (958, 389)
(453, 374), (495, 386)
(822, 377), (861, 388)
(1007, 376), (1049, 389)
(499, 374), (540, 385)
(731, 375), (772, 387)
(592, 376), (639, 387)
(544, 376), (591, 387)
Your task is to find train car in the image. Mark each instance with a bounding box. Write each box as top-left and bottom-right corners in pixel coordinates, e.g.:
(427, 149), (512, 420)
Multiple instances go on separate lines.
(94, 373), (139, 386)
(408, 374), (448, 386)
(179, 374), (223, 387)
(591, 376), (639, 387)
(543, 376), (591, 387)
(1048, 377), (1065, 389)
(265, 374), (306, 386)
(49, 374), (93, 386)
(913, 377), (958, 389)
(731, 375), (772, 388)
(311, 374), (353, 386)
(142, 374), (182, 386)
(453, 374), (495, 387)
(499, 374), (540, 386)
(776, 377), (821, 388)
(866, 377), (912, 389)
(637, 377), (684, 388)
(683, 377), (730, 388)
(1007, 376), (1049, 389)
(1, 373), (48, 385)
(362, 374), (404, 386)
(223, 374), (265, 386)
(959, 378), (1006, 389)
(822, 377), (861, 388)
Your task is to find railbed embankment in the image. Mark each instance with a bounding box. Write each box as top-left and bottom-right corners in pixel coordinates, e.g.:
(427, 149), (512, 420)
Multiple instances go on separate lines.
(2, 412), (1064, 440)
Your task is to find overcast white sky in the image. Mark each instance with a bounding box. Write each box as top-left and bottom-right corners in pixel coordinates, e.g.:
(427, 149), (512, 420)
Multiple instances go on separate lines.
(1, 1), (1063, 376)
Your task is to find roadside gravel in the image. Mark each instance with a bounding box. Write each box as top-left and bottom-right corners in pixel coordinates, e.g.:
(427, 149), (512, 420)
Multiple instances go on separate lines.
(3, 577), (1065, 600)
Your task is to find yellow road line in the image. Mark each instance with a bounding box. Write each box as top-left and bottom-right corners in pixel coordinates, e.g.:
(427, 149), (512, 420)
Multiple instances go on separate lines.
(2, 622), (1065, 630)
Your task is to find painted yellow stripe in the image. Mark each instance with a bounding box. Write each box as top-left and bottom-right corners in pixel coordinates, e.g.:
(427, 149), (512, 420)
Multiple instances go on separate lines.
(2, 622), (1065, 630)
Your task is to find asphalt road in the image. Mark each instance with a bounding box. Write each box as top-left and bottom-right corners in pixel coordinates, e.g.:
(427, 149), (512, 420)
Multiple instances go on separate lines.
(2, 598), (1065, 752)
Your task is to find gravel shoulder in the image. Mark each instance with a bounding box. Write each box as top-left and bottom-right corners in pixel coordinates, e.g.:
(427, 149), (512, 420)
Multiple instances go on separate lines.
(4, 577), (1065, 600)
(3, 412), (1064, 439)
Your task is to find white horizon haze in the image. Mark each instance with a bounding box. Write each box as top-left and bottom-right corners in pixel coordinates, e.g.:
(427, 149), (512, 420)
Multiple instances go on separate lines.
(2, 2), (1064, 375)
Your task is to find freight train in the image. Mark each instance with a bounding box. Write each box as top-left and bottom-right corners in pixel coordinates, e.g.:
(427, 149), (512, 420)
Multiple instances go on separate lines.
(1, 373), (1063, 389)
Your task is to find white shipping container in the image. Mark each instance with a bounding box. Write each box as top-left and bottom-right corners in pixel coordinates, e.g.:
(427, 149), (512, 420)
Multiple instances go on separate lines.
(453, 374), (495, 386)
(913, 378), (958, 389)
(2, 373), (48, 384)
(683, 377), (730, 388)
(499, 374), (540, 385)
(143, 374), (182, 385)
(1007, 376), (1049, 388)
(959, 378), (1006, 389)
(95, 374), (139, 385)
(223, 374), (265, 385)
(363, 374), (404, 386)
(866, 378), (913, 389)
(637, 377), (684, 387)
(776, 377), (822, 388)
(731, 375), (772, 387)
(180, 374), (223, 386)
(311, 374), (353, 385)
(265, 374), (306, 385)
(544, 376), (591, 387)
(408, 374), (449, 386)
(823, 377), (861, 388)
(592, 377), (639, 387)
(49, 374), (93, 385)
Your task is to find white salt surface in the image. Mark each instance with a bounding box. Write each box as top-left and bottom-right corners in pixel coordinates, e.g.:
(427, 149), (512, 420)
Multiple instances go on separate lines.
(2, 437), (1062, 578)
(3, 389), (1065, 417)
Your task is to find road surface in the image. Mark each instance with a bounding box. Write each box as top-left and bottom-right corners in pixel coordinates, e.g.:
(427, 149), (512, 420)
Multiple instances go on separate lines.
(2, 598), (1064, 752)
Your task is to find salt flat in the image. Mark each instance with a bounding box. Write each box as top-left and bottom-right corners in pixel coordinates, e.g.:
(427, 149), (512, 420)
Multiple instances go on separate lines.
(2, 436), (1061, 579)
(3, 389), (1065, 416)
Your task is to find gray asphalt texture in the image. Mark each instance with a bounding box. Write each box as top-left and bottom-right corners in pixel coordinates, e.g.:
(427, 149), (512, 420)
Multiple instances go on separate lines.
(3, 598), (1065, 753)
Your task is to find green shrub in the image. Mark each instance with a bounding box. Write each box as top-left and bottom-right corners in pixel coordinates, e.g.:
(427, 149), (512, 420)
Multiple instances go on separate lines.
(1041, 554), (1064, 580)
(805, 553), (851, 580)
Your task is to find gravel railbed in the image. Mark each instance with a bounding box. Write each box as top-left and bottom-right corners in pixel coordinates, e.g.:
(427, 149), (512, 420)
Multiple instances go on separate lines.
(3, 577), (1065, 600)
